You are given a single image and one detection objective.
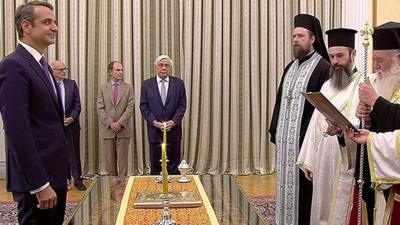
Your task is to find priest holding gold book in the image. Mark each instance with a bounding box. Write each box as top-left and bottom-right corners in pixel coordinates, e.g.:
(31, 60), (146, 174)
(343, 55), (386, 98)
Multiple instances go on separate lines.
(140, 55), (187, 175)
(297, 28), (362, 225)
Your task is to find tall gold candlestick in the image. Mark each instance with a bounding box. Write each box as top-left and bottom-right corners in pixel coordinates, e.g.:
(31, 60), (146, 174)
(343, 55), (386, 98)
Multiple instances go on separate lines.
(163, 122), (167, 143)
(161, 122), (168, 197)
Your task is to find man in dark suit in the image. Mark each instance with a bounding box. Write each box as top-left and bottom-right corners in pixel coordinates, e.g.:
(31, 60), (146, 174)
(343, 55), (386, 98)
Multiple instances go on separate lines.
(51, 60), (87, 191)
(0, 2), (69, 225)
(140, 55), (187, 175)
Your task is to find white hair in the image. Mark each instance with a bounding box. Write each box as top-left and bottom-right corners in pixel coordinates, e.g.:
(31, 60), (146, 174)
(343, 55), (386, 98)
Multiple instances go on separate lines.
(154, 55), (173, 66)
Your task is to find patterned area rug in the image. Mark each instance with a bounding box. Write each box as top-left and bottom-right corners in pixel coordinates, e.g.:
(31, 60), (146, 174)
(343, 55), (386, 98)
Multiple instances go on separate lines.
(0, 201), (79, 224)
(248, 196), (276, 225)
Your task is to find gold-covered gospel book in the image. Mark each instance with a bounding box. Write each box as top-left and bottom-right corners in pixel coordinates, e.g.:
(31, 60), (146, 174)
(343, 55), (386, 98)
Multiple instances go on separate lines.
(133, 191), (202, 209)
(301, 92), (359, 132)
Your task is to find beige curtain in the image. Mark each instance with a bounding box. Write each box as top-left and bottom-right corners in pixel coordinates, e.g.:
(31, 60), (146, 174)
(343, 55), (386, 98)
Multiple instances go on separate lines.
(0, 0), (342, 176)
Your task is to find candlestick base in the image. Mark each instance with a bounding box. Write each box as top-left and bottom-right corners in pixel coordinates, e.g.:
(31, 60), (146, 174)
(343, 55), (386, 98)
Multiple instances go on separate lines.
(154, 198), (176, 225)
(177, 175), (191, 183)
(155, 175), (173, 183)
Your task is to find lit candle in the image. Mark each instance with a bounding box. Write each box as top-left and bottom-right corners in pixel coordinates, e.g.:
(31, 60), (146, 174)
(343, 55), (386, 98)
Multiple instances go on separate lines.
(161, 122), (168, 197)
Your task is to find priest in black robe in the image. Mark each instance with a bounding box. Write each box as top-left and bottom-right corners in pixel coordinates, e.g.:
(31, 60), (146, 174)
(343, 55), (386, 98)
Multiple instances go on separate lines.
(351, 21), (400, 225)
(367, 22), (400, 132)
(268, 14), (330, 225)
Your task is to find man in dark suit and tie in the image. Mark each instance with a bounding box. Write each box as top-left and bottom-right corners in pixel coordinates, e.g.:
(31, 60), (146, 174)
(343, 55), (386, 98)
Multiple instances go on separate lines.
(0, 2), (69, 225)
(140, 55), (187, 175)
(52, 60), (87, 191)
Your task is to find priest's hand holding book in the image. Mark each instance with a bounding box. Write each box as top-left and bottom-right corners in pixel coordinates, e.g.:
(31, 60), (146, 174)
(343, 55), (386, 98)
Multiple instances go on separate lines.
(346, 126), (369, 144)
(325, 119), (344, 136)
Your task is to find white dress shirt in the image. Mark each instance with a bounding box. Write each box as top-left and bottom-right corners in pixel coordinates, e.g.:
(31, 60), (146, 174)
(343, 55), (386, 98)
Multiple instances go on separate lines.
(58, 80), (65, 116)
(156, 75), (169, 95)
(19, 41), (57, 95)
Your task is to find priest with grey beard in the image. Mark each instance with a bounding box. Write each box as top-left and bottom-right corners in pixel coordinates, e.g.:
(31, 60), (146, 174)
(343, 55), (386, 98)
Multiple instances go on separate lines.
(297, 28), (361, 225)
(351, 21), (400, 225)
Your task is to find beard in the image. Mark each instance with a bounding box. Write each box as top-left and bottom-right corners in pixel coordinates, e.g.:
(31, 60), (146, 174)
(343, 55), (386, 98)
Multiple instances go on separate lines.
(293, 43), (312, 59)
(330, 62), (353, 90)
(389, 60), (400, 76)
(375, 61), (400, 99)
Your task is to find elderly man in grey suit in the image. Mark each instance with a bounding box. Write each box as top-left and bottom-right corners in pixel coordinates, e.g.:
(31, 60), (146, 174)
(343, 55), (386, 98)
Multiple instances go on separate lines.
(97, 61), (134, 176)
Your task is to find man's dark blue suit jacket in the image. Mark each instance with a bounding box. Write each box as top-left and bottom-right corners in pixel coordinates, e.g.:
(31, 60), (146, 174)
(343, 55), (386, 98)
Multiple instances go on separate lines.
(140, 76), (187, 144)
(63, 78), (81, 131)
(0, 44), (69, 193)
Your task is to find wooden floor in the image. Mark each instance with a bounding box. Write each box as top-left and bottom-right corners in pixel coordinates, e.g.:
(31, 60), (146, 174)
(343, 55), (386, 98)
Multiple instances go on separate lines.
(1, 174), (276, 202)
(236, 173), (276, 197)
(0, 179), (92, 202)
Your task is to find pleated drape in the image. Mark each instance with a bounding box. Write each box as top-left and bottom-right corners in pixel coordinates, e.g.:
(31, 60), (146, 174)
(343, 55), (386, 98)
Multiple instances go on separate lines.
(0, 0), (342, 176)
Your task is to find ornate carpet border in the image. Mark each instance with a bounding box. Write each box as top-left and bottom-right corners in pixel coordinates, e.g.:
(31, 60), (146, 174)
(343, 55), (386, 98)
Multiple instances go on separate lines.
(233, 176), (274, 224)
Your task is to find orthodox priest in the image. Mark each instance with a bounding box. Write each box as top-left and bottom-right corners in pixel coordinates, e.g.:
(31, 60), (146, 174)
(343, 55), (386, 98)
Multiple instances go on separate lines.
(297, 28), (360, 225)
(269, 14), (330, 225)
(364, 22), (400, 132)
(348, 128), (400, 225)
(350, 22), (400, 225)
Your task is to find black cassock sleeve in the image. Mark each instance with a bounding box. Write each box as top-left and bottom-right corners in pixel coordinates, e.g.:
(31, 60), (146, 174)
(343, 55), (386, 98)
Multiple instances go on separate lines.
(370, 96), (400, 132)
(269, 62), (294, 144)
(269, 57), (330, 146)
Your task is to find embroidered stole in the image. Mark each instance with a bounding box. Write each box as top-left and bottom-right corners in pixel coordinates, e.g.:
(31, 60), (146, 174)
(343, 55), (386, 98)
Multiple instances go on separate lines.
(275, 52), (322, 225)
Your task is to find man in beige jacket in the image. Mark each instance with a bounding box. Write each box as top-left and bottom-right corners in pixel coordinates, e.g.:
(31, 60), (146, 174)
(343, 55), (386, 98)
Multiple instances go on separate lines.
(97, 61), (134, 176)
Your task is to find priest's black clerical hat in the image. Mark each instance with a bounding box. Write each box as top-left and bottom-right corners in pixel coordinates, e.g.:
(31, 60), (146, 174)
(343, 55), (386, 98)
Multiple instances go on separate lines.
(325, 28), (357, 48)
(373, 22), (400, 50)
(294, 14), (330, 62)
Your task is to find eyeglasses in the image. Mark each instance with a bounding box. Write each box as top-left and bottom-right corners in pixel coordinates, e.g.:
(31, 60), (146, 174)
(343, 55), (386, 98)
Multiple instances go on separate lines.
(53, 67), (68, 71)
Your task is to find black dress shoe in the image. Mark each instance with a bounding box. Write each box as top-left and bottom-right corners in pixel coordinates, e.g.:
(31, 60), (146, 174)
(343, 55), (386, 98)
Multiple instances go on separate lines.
(75, 182), (87, 191)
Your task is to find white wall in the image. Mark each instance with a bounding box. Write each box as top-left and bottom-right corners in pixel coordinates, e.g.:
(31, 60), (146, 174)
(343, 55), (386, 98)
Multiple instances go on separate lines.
(342, 0), (369, 72)
(375, 0), (400, 23)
